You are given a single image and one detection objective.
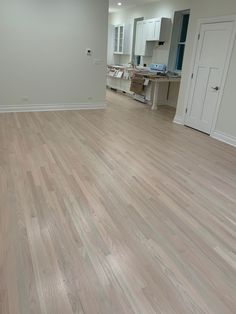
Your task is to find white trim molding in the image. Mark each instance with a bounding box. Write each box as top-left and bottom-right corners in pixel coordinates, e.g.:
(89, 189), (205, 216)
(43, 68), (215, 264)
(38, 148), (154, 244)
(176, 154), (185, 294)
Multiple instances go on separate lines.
(0, 102), (107, 113)
(211, 130), (236, 148)
(173, 114), (184, 125)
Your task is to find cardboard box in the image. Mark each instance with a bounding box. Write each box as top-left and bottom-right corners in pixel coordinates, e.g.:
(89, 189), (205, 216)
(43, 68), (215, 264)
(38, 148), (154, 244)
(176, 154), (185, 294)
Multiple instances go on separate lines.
(130, 77), (145, 94)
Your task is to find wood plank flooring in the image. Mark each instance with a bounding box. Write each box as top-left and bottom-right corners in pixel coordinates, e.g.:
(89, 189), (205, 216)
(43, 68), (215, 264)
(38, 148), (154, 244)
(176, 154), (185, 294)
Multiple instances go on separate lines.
(0, 90), (236, 314)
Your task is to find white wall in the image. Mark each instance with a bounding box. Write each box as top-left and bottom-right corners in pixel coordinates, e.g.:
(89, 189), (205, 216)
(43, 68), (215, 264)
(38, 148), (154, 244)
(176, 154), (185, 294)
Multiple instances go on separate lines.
(0, 0), (108, 110)
(176, 0), (236, 140)
(109, 0), (191, 65)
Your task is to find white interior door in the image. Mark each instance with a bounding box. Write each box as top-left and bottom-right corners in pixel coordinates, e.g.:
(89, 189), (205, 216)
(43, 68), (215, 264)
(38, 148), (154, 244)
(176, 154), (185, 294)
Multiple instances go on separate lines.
(185, 21), (234, 134)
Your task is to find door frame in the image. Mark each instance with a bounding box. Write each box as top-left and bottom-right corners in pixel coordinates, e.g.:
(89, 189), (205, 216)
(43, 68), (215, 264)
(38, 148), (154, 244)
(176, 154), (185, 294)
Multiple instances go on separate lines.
(183, 15), (236, 135)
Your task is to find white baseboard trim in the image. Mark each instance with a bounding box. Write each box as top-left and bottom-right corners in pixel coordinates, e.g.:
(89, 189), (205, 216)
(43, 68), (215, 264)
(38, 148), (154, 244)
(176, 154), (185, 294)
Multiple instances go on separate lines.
(211, 130), (236, 148)
(0, 102), (107, 113)
(173, 114), (184, 125)
(156, 101), (177, 108)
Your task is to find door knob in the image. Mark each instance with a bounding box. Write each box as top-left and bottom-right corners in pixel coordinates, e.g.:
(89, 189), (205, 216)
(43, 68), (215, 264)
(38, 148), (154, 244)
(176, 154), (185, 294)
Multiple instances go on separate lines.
(212, 86), (220, 91)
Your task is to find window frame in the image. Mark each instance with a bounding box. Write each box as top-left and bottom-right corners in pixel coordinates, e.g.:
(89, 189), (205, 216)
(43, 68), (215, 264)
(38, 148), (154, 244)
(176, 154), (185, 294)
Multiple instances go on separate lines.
(175, 13), (190, 72)
(168, 9), (190, 74)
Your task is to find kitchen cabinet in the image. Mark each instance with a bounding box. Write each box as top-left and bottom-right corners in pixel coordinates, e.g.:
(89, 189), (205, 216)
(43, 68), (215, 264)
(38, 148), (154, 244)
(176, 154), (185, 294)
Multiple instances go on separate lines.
(144, 19), (155, 41)
(135, 17), (171, 56)
(107, 66), (133, 94)
(135, 21), (144, 56)
(114, 24), (131, 55)
(107, 76), (132, 94)
(114, 25), (124, 54)
(135, 21), (153, 56)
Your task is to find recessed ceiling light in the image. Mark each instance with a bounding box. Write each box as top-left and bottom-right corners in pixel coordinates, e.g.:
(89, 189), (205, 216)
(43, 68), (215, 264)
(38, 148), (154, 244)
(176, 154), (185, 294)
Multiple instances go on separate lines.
(117, 2), (122, 6)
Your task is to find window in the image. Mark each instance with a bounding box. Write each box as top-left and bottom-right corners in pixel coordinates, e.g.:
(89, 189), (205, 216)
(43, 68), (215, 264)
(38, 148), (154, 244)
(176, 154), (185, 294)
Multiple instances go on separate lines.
(175, 14), (190, 71)
(168, 10), (190, 73)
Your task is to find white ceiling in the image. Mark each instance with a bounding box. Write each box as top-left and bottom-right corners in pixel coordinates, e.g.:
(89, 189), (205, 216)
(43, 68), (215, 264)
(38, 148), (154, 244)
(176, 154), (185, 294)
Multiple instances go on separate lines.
(109, 0), (160, 13)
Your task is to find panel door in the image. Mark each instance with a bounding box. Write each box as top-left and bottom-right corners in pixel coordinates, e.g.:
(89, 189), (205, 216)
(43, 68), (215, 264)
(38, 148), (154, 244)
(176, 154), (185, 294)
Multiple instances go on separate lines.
(185, 21), (234, 134)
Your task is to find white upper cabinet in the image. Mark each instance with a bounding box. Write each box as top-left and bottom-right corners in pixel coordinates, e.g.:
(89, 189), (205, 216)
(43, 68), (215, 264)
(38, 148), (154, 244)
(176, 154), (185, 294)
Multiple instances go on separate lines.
(144, 19), (156, 41)
(154, 19), (161, 40)
(114, 24), (131, 55)
(114, 25), (123, 54)
(135, 17), (171, 56)
(135, 21), (145, 56)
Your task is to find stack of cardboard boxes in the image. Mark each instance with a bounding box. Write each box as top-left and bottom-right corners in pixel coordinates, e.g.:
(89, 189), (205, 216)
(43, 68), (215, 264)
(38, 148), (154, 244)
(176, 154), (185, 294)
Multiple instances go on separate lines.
(130, 76), (145, 95)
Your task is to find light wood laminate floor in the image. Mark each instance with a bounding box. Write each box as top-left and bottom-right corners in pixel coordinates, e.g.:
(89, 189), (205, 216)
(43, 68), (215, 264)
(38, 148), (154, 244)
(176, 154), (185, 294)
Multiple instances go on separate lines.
(0, 90), (236, 314)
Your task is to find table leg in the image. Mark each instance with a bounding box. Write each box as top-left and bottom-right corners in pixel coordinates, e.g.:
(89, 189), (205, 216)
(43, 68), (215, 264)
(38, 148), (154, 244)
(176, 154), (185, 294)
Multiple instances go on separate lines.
(151, 81), (160, 110)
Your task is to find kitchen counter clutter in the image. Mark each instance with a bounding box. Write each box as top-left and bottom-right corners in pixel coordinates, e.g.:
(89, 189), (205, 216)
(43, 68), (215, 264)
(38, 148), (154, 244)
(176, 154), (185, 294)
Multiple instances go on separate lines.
(107, 65), (181, 109)
(107, 65), (134, 95)
(130, 76), (145, 95)
(131, 72), (181, 109)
